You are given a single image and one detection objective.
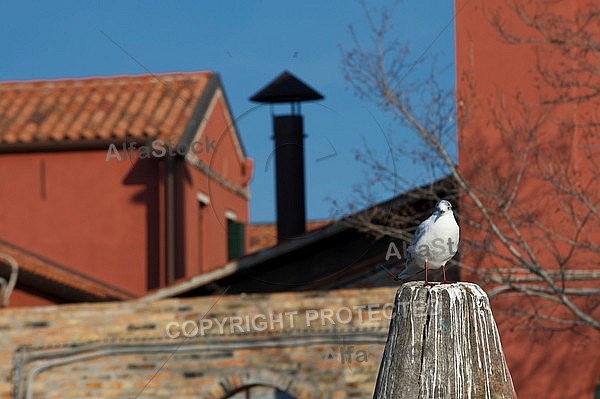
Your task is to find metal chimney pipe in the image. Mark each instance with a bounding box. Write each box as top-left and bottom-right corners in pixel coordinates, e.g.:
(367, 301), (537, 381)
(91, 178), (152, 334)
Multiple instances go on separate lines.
(273, 114), (306, 242)
(250, 71), (324, 243)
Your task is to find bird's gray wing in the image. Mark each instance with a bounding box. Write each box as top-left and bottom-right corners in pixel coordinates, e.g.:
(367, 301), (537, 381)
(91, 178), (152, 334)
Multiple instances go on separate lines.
(394, 255), (423, 281)
(394, 219), (429, 281)
(410, 219), (428, 246)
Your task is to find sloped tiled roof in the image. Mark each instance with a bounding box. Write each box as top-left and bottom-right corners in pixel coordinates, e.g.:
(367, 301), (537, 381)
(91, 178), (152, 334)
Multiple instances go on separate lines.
(0, 71), (211, 145)
(0, 239), (134, 302)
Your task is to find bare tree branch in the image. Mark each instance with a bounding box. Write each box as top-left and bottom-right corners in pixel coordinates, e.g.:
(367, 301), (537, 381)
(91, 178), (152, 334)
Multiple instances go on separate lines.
(340, 0), (600, 332)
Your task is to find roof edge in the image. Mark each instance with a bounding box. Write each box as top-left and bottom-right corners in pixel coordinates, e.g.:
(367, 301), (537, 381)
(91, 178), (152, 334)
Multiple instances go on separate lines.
(139, 175), (458, 300)
(0, 70), (213, 87)
(178, 73), (248, 160)
(0, 238), (136, 302)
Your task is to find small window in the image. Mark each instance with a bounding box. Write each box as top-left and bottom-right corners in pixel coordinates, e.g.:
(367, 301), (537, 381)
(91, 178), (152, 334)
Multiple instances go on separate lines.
(227, 217), (245, 260)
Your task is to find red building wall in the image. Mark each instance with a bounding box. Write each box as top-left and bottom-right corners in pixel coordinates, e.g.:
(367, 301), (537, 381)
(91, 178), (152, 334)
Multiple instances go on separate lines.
(180, 91), (252, 276)
(0, 150), (153, 296)
(0, 91), (252, 302)
(8, 287), (57, 307)
(456, 0), (600, 397)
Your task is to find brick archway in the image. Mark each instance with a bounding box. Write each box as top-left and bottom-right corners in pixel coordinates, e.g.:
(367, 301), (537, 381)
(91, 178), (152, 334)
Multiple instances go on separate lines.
(201, 369), (317, 399)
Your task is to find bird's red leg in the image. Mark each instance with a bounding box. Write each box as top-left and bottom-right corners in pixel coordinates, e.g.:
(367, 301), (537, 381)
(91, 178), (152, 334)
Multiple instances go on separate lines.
(424, 260), (434, 287)
(441, 264), (450, 284)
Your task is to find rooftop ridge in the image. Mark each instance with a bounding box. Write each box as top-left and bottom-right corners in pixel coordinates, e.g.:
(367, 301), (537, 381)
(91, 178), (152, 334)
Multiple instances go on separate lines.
(0, 70), (213, 88)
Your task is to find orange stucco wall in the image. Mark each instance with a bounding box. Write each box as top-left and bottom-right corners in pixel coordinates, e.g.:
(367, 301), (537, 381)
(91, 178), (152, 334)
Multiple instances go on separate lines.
(8, 287), (57, 307)
(181, 93), (252, 276)
(456, 0), (599, 397)
(0, 93), (252, 302)
(0, 150), (155, 296)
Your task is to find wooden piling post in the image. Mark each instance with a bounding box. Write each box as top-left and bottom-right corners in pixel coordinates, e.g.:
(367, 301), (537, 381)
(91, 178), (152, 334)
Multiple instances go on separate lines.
(373, 282), (517, 399)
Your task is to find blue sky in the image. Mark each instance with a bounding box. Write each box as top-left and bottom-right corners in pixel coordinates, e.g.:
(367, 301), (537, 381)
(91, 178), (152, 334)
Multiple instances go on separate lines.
(0, 0), (455, 222)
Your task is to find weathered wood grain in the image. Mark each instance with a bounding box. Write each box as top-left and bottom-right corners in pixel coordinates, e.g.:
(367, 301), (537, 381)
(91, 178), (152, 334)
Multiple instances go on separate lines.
(373, 282), (517, 399)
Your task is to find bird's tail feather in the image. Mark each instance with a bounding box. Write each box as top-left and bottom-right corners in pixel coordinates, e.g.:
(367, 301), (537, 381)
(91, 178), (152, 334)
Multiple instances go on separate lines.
(394, 258), (424, 281)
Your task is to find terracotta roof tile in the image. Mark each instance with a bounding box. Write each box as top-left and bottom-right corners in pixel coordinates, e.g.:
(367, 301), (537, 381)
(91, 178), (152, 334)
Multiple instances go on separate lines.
(0, 88), (16, 114)
(0, 239), (134, 301)
(0, 71), (212, 146)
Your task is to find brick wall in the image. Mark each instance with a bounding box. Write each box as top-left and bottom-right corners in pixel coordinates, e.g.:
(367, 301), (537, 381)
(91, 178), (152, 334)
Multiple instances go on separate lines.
(0, 287), (397, 399)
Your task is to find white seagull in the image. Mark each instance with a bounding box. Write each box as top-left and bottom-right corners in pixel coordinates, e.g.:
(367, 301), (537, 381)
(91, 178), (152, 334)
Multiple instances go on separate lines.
(394, 199), (460, 285)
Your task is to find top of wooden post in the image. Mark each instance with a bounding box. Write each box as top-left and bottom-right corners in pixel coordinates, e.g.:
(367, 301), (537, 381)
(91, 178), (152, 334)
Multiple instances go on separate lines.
(373, 282), (517, 399)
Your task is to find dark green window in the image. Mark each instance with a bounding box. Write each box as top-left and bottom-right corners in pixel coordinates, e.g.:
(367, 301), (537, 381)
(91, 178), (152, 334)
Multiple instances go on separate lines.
(227, 219), (245, 260)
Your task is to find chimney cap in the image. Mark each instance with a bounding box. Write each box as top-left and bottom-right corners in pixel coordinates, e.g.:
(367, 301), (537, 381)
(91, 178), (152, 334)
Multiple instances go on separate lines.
(250, 71), (324, 103)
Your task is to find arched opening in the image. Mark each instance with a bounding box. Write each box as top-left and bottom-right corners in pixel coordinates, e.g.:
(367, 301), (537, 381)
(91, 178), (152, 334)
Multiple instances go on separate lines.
(224, 384), (295, 399)
(202, 369), (314, 399)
